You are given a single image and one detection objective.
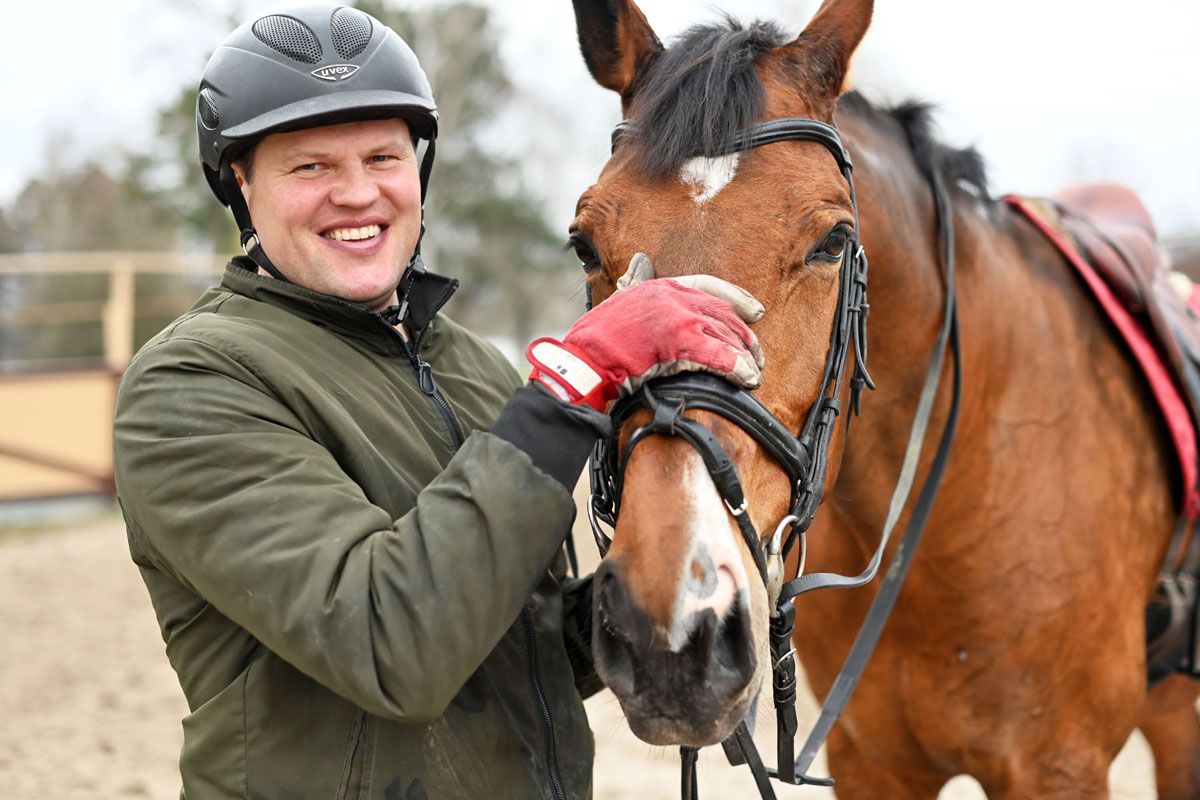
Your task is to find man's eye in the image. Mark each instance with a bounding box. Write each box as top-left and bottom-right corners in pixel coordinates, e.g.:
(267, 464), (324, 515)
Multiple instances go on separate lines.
(568, 233), (601, 272)
(295, 163), (322, 173)
(369, 155), (398, 164)
(808, 226), (851, 265)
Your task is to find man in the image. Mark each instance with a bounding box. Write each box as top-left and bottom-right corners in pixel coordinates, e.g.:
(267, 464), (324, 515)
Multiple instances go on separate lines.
(114, 6), (763, 799)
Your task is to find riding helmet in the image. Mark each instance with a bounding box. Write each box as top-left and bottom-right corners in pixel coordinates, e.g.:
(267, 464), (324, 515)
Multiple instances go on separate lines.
(197, 5), (438, 205)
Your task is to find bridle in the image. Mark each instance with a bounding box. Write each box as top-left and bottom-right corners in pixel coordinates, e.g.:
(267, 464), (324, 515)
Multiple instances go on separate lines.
(586, 114), (963, 800)
(591, 118), (872, 589)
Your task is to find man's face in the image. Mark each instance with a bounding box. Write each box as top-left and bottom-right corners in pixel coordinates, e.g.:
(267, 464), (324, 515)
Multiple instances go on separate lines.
(235, 118), (422, 312)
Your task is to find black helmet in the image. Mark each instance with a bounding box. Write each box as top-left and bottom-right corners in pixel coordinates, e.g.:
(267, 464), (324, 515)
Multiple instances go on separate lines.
(196, 5), (439, 281)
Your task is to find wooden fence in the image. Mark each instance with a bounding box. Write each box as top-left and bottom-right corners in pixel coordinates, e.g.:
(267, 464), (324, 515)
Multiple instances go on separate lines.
(0, 252), (225, 501)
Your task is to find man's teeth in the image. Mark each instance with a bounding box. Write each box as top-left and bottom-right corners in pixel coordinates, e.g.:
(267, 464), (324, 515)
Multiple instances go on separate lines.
(325, 224), (382, 242)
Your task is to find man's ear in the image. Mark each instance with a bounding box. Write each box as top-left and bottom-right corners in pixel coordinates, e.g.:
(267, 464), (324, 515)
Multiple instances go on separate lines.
(230, 162), (246, 189)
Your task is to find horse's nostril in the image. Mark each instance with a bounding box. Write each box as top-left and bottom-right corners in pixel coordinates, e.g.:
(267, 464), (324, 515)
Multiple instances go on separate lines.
(593, 561), (756, 704)
(596, 564), (632, 633)
(711, 595), (754, 679)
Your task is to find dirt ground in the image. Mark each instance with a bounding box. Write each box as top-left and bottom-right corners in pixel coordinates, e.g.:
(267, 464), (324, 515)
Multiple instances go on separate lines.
(0, 512), (1160, 799)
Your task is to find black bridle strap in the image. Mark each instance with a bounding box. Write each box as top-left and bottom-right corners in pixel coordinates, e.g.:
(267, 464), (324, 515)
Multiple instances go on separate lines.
(681, 746), (699, 800)
(612, 118), (852, 175)
(781, 321), (960, 781)
(781, 169), (957, 596)
(781, 148), (962, 785)
(610, 374), (811, 490)
(729, 723), (780, 800)
(619, 394), (772, 583)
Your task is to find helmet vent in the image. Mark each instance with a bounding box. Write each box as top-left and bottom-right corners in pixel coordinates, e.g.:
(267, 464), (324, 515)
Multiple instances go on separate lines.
(331, 7), (373, 60)
(252, 15), (323, 64)
(197, 88), (220, 130)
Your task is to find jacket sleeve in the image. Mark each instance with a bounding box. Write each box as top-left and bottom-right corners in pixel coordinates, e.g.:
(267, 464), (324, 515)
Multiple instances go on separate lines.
(115, 334), (584, 724)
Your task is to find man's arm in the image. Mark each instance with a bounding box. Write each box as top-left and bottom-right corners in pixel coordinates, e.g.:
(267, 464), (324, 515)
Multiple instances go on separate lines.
(116, 334), (581, 724)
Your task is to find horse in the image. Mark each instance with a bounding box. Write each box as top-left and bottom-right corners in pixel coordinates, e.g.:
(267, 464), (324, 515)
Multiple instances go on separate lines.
(567, 0), (1200, 797)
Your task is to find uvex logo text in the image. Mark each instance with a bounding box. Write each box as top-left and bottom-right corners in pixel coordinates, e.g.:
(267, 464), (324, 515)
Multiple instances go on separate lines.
(311, 64), (360, 82)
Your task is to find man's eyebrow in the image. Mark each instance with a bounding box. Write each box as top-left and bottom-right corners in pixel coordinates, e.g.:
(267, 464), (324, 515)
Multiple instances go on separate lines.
(363, 139), (409, 153)
(281, 141), (408, 162)
(281, 148), (333, 163)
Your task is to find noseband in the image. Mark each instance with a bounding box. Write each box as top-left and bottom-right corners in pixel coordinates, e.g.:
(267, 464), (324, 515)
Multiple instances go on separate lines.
(586, 115), (962, 800)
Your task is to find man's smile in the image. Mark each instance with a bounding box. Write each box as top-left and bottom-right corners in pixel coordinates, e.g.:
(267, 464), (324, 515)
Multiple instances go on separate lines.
(319, 220), (391, 255)
(323, 223), (384, 242)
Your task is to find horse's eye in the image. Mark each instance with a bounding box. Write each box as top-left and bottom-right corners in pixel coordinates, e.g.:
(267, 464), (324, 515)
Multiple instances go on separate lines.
(808, 226), (852, 265)
(568, 232), (601, 273)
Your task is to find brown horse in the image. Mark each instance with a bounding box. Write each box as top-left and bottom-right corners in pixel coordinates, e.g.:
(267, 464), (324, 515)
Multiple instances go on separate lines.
(568, 0), (1200, 797)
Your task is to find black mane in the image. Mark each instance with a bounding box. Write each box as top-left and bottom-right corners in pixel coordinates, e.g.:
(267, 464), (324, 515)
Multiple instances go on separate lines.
(838, 92), (991, 201)
(627, 17), (990, 201)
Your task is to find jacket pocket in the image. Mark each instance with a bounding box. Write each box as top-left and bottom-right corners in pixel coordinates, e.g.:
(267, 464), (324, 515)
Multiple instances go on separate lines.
(243, 654), (365, 799)
(178, 665), (249, 798)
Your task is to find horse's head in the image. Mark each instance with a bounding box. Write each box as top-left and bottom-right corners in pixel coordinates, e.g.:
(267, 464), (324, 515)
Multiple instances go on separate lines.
(571, 0), (873, 746)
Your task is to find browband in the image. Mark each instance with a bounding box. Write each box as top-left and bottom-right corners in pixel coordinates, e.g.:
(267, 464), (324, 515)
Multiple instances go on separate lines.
(611, 118), (854, 175)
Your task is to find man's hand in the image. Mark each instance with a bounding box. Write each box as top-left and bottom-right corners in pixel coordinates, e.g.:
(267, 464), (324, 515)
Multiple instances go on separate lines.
(526, 255), (764, 410)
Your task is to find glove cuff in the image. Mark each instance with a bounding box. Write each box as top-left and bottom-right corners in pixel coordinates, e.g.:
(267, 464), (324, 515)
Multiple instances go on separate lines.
(526, 338), (617, 412)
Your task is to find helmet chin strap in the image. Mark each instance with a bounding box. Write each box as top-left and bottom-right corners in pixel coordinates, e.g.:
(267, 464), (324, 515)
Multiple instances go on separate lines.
(218, 164), (290, 283)
(217, 135), (437, 312)
(407, 135), (436, 272)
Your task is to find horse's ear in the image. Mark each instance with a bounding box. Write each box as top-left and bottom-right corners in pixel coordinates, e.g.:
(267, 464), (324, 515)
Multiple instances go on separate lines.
(572, 0), (664, 102)
(786, 0), (873, 100)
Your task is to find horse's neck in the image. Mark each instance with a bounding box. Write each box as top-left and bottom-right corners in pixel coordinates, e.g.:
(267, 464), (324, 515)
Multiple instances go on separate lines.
(827, 134), (1014, 525)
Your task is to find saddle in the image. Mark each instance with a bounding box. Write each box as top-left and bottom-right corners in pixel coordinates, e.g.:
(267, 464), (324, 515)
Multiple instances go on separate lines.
(1006, 185), (1200, 684)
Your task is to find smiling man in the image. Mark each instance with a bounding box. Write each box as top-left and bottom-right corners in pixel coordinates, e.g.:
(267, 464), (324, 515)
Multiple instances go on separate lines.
(112, 5), (764, 799)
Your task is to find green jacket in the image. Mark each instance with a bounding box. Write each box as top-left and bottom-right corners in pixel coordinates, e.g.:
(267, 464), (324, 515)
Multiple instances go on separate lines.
(115, 262), (601, 800)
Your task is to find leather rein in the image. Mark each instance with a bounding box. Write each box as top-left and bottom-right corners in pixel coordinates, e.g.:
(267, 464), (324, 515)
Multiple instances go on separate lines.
(586, 115), (963, 799)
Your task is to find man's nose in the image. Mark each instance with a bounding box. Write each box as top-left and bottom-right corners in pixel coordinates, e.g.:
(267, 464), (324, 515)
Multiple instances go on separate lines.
(328, 164), (381, 207)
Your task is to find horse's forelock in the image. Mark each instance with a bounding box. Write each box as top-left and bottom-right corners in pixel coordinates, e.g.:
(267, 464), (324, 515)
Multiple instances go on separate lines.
(626, 17), (790, 177)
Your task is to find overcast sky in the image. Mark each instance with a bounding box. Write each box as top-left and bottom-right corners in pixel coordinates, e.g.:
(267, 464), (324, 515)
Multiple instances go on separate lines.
(3, 0), (1198, 238)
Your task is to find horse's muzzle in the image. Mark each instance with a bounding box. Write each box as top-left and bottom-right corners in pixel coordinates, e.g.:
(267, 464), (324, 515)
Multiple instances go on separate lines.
(592, 558), (758, 746)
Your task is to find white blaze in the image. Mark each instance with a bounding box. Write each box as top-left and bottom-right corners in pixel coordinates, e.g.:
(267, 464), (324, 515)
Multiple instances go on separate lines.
(667, 450), (751, 652)
(679, 153), (740, 205)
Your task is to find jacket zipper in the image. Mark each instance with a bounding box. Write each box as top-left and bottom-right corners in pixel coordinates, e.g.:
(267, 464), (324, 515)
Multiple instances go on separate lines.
(404, 341), (466, 448)
(380, 314), (563, 796)
(521, 608), (567, 800)
(375, 316), (465, 448)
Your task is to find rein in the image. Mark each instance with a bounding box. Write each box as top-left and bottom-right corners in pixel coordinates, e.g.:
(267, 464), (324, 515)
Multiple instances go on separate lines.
(586, 115), (962, 799)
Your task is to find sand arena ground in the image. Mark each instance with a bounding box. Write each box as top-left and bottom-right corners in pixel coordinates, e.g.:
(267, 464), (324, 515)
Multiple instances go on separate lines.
(0, 511), (1160, 799)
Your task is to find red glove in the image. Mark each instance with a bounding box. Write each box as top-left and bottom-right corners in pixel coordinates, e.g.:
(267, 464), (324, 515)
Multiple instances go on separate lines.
(526, 278), (764, 411)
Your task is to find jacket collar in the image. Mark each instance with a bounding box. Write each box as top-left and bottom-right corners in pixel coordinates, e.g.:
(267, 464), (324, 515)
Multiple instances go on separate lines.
(222, 257), (460, 353)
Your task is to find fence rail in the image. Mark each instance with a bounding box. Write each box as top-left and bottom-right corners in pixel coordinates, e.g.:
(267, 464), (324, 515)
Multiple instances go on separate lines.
(0, 251), (226, 502)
